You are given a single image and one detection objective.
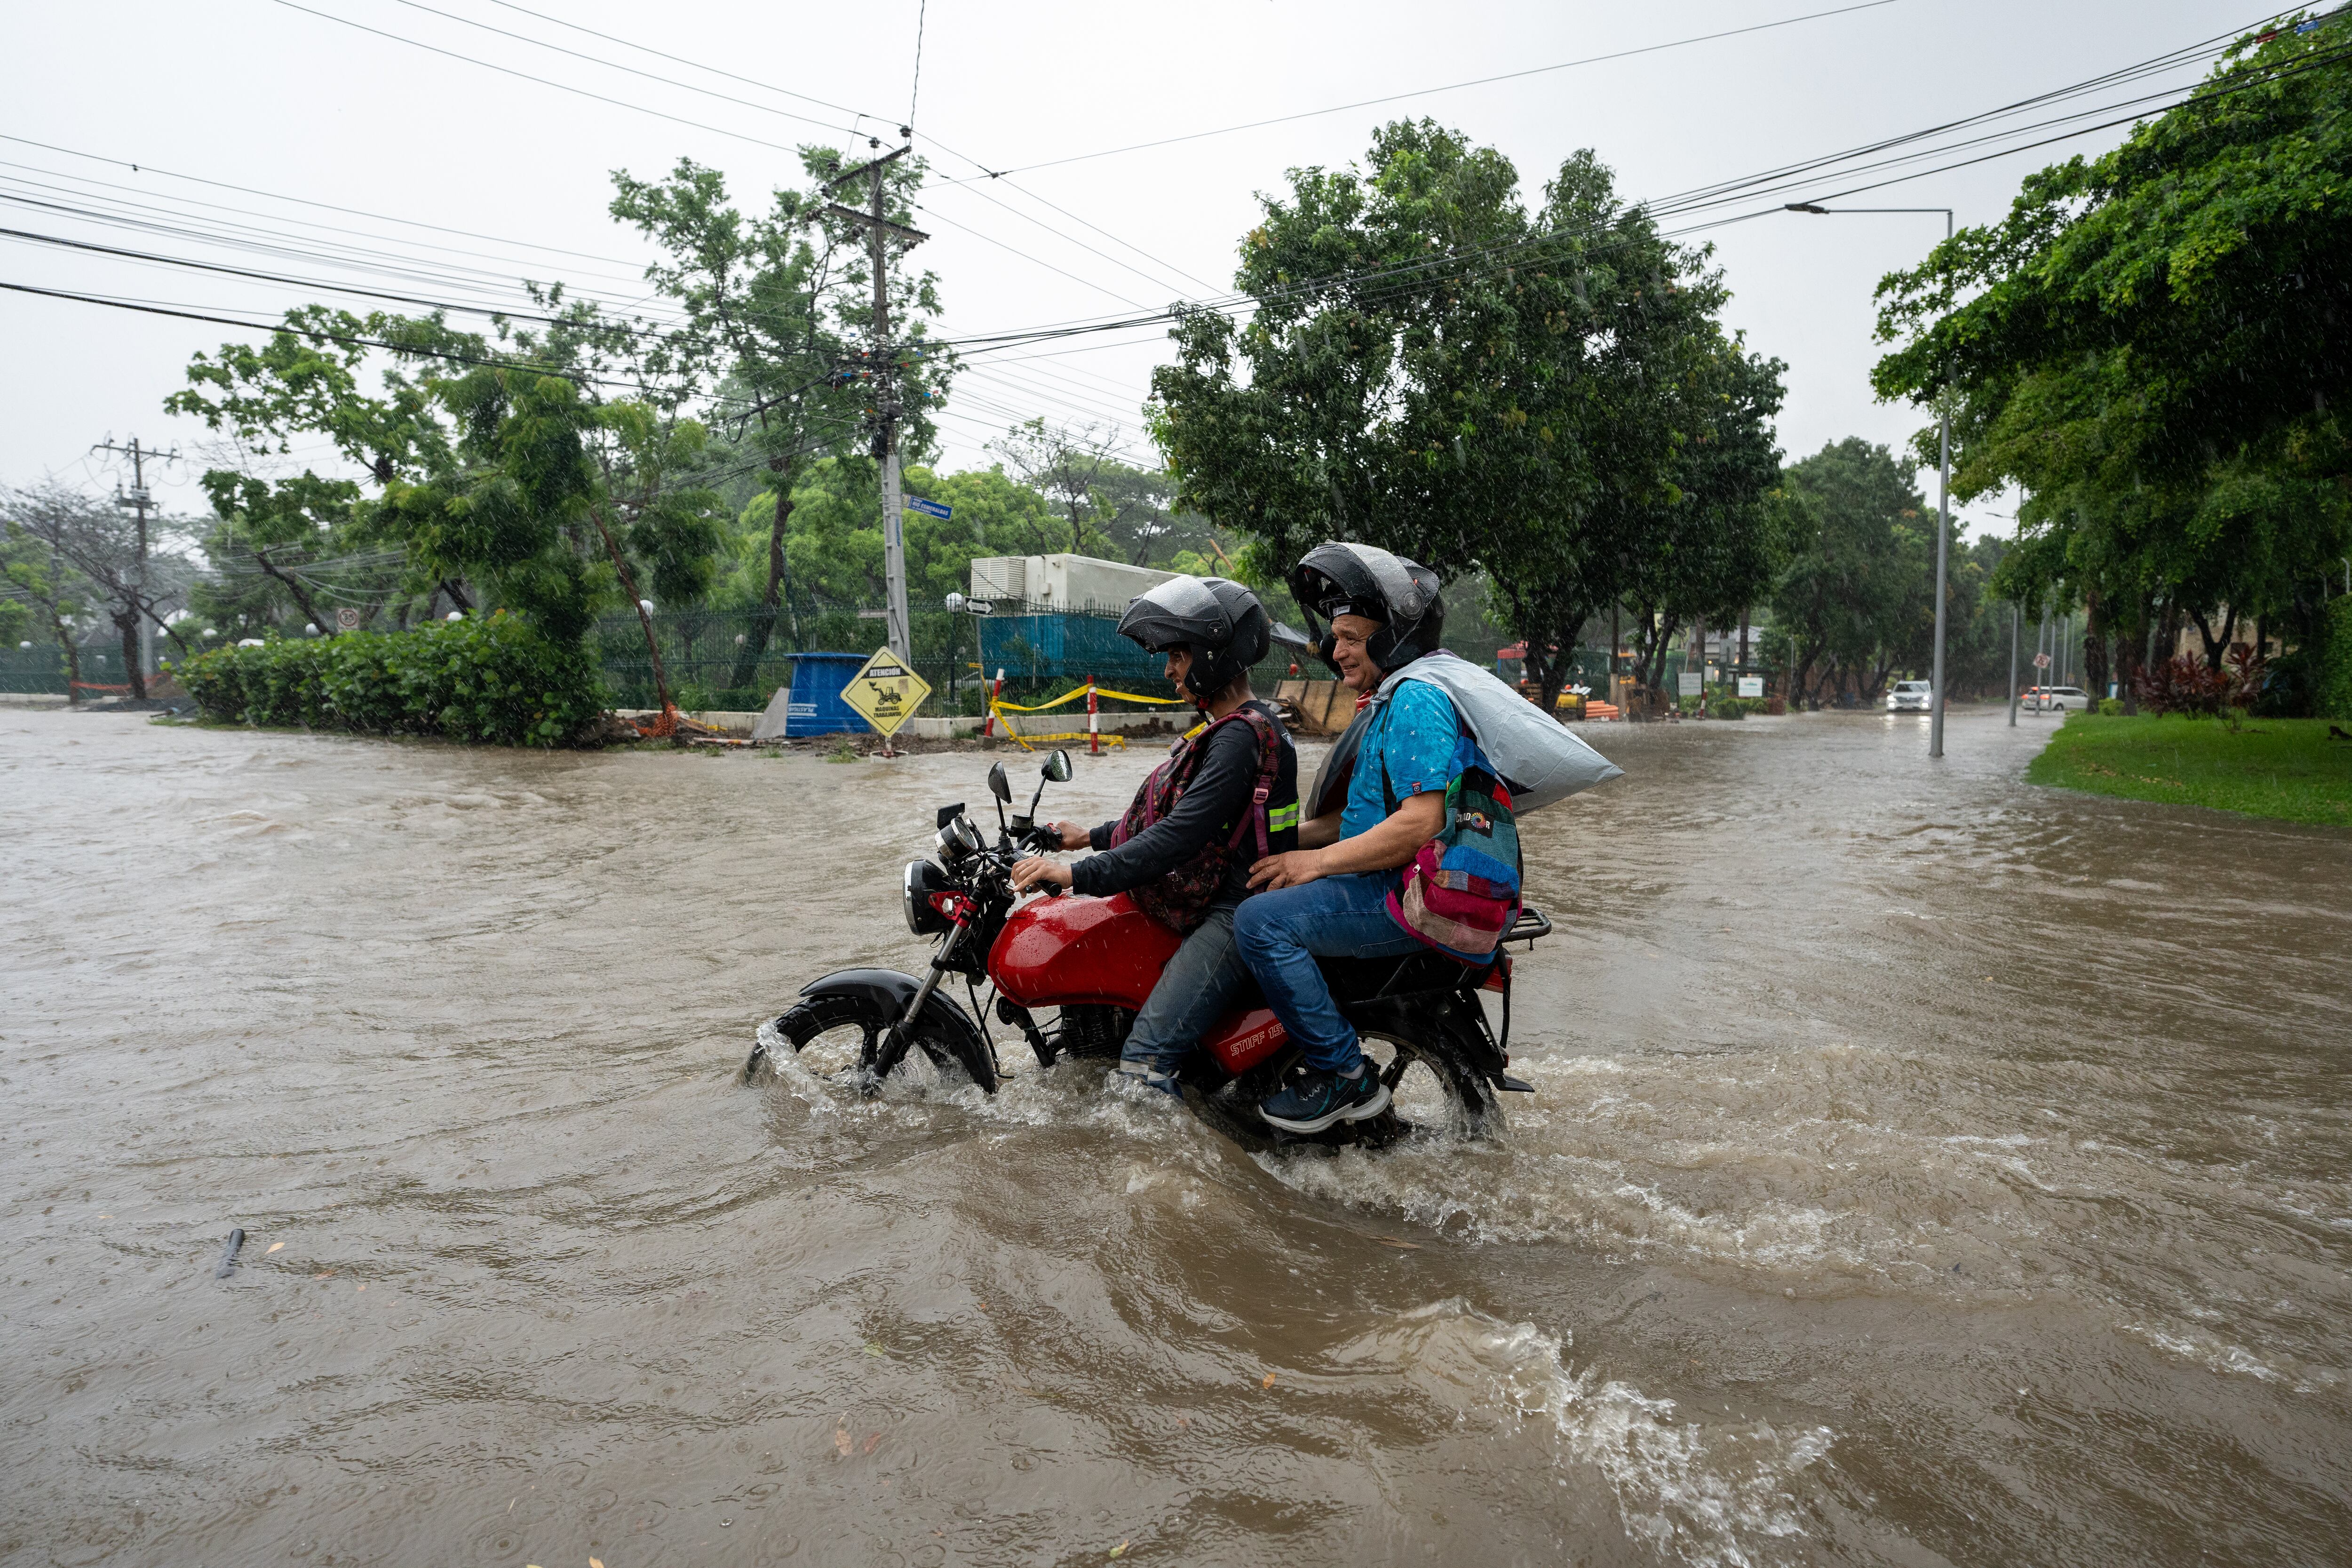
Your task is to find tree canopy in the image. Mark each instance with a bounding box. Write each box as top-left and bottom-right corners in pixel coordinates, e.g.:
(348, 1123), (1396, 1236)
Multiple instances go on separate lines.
(1873, 13), (2352, 703)
(1149, 121), (1786, 706)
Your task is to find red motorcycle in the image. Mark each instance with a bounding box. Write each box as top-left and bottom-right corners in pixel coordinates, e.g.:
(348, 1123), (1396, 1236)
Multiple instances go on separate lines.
(747, 750), (1548, 1144)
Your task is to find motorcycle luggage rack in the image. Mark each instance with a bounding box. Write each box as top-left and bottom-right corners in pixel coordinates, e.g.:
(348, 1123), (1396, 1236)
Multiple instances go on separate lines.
(1505, 906), (1552, 947)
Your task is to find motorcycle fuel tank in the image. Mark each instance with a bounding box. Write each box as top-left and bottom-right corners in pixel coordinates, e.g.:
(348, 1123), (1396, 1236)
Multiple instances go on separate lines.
(988, 892), (1180, 1011)
(990, 893), (1295, 1076)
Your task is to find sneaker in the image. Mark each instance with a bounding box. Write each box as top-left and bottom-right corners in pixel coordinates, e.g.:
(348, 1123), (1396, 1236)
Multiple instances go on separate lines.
(1258, 1064), (1390, 1134)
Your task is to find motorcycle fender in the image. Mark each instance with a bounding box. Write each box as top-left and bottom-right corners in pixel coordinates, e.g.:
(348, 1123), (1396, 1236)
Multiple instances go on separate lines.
(795, 967), (995, 1089)
(1346, 994), (1506, 1083)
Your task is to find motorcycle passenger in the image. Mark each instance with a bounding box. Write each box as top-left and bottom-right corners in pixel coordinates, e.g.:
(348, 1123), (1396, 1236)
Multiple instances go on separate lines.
(1234, 542), (1486, 1134)
(1009, 576), (1300, 1095)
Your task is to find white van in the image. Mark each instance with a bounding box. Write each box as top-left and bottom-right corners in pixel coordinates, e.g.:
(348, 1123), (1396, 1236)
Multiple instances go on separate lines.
(1886, 680), (1931, 713)
(2026, 685), (2091, 713)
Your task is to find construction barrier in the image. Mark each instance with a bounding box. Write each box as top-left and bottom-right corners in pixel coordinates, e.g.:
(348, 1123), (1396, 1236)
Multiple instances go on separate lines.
(986, 679), (1185, 751)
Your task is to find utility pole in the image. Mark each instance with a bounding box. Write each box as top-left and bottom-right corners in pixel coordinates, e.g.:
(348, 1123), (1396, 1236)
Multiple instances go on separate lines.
(824, 143), (928, 663)
(93, 434), (177, 685)
(2006, 599), (2020, 726)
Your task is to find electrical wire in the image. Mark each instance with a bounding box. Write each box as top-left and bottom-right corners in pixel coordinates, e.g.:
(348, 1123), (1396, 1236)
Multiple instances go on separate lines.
(922, 0), (1918, 182)
(381, 0), (869, 136)
(0, 133), (647, 269)
(264, 0), (842, 157)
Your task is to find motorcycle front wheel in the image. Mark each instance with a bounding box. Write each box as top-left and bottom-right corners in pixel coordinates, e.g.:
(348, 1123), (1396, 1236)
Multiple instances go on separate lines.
(750, 993), (989, 1096)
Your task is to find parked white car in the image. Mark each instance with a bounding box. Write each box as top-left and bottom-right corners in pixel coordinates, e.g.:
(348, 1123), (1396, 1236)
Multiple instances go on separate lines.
(2025, 685), (2092, 713)
(1886, 680), (1931, 712)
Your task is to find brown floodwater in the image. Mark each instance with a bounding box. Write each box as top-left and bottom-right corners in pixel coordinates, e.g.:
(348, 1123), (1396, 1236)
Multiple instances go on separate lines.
(2, 703), (2347, 1568)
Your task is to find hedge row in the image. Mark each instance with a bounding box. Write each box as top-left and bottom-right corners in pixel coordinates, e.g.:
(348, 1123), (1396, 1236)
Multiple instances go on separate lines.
(2321, 595), (2352, 721)
(178, 613), (604, 747)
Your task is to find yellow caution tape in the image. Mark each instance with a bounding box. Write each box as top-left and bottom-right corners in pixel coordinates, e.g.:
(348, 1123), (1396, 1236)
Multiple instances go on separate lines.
(999, 730), (1127, 750)
(986, 683), (1187, 712)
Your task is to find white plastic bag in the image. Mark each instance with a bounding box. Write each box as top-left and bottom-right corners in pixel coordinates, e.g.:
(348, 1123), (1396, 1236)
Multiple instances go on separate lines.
(1376, 652), (1621, 814)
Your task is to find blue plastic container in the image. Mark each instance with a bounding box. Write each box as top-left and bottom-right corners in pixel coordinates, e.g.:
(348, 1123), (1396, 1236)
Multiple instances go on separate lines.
(781, 652), (872, 737)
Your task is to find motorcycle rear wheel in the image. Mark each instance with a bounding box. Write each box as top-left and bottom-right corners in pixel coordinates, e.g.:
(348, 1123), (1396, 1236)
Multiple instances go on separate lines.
(753, 993), (985, 1097)
(1356, 1027), (1502, 1141)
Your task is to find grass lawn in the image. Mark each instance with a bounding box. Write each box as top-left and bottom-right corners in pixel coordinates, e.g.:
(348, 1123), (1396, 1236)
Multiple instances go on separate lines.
(2026, 713), (2352, 827)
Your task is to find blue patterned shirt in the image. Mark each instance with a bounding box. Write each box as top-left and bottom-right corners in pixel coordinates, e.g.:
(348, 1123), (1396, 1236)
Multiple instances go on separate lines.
(1340, 680), (1488, 840)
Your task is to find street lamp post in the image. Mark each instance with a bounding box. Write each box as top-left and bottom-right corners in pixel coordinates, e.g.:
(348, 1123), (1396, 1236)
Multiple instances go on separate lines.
(1787, 203), (1957, 758)
(2007, 599), (2020, 726)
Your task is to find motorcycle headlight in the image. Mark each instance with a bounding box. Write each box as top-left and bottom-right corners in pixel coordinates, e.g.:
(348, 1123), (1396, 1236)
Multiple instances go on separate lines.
(903, 858), (955, 936)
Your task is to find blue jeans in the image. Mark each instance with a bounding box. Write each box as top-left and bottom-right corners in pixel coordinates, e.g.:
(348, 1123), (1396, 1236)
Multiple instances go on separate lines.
(1232, 873), (1424, 1073)
(1119, 902), (1249, 1094)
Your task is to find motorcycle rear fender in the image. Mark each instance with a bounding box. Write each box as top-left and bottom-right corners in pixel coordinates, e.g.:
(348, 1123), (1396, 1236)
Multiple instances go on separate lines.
(1347, 992), (1509, 1086)
(795, 967), (995, 1088)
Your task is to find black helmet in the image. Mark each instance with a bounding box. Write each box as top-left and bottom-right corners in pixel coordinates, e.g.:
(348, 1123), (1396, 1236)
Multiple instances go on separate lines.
(1117, 575), (1271, 700)
(1287, 541), (1446, 672)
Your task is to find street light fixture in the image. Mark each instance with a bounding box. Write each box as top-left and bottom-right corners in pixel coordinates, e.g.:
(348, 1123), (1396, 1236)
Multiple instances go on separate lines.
(1786, 202), (1957, 758)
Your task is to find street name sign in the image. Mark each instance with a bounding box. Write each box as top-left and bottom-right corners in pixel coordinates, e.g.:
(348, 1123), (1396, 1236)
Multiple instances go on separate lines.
(841, 647), (932, 738)
(906, 497), (953, 520)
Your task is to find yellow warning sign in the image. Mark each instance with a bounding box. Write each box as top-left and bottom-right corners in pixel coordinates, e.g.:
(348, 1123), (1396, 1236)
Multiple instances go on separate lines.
(840, 646), (932, 738)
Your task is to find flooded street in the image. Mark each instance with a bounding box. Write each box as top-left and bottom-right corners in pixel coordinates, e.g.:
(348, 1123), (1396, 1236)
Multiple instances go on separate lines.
(3, 704), (2348, 1567)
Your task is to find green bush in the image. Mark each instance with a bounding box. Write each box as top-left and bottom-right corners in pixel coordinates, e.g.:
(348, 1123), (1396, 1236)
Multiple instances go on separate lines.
(2320, 595), (2352, 721)
(2098, 696), (2123, 716)
(1708, 696), (1753, 719)
(180, 612), (604, 747)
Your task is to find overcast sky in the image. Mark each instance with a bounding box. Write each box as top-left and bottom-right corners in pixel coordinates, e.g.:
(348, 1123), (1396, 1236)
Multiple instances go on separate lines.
(2, 0), (2278, 544)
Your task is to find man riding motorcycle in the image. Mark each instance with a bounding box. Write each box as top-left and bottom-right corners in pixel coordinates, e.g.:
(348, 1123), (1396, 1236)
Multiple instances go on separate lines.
(1236, 542), (1493, 1134)
(1009, 575), (1300, 1095)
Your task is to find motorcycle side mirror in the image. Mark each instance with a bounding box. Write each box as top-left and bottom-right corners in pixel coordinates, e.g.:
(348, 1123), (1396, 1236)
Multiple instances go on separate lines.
(1040, 749), (1073, 783)
(987, 762), (1012, 802)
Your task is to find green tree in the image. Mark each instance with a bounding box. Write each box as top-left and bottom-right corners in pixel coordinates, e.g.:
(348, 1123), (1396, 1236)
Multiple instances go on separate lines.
(0, 524), (87, 692)
(1770, 440), (1934, 707)
(1151, 124), (1783, 711)
(1874, 14), (2352, 709)
(1613, 340), (1790, 697)
(168, 302), (728, 708)
(607, 149), (949, 686)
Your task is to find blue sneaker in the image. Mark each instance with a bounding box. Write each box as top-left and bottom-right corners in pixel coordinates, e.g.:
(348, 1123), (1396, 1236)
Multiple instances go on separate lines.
(1259, 1064), (1390, 1133)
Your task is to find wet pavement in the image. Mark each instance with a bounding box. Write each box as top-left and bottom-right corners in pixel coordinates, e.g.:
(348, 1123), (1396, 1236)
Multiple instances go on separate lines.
(1, 704), (2347, 1567)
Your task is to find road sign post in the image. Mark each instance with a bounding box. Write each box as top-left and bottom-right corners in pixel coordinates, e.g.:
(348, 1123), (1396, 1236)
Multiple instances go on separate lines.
(840, 646), (933, 757)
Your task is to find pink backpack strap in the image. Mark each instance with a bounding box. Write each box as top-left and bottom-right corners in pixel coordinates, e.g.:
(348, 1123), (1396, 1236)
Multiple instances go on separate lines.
(1221, 705), (1282, 857)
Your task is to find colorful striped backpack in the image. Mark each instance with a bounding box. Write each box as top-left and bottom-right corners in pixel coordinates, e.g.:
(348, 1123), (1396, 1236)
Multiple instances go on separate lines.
(1371, 700), (1523, 963)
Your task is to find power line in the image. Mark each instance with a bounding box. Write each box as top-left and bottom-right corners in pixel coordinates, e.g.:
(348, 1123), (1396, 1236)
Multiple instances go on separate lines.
(469, 0), (881, 125)
(909, 202), (1151, 311)
(908, 0), (928, 130)
(924, 0), (1917, 182)
(382, 0), (870, 137)
(0, 158), (656, 291)
(0, 279), (659, 392)
(269, 0), (1216, 316)
(264, 0), (839, 157)
(0, 132), (649, 269)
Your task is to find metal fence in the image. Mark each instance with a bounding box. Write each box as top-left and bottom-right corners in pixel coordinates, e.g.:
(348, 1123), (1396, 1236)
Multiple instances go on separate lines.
(0, 644), (130, 696)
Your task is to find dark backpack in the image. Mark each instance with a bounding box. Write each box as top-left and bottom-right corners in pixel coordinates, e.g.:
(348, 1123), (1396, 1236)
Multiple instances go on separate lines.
(1109, 704), (1287, 934)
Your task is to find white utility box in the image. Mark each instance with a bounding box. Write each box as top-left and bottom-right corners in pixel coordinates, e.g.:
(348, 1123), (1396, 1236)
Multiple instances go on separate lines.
(967, 553), (1180, 610)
